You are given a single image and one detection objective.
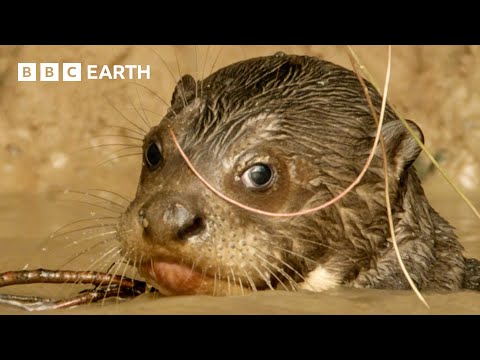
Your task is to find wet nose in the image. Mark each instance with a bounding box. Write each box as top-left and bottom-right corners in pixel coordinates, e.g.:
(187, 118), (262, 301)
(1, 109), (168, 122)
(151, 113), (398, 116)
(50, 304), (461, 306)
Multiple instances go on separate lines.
(138, 203), (205, 241)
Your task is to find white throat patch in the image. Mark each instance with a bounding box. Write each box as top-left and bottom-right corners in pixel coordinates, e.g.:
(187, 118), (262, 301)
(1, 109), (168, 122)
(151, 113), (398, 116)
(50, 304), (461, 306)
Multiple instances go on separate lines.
(298, 265), (339, 292)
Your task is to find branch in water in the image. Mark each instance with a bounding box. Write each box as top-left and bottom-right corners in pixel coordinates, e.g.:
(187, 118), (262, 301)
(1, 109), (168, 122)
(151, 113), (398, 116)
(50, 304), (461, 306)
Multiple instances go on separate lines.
(0, 269), (153, 311)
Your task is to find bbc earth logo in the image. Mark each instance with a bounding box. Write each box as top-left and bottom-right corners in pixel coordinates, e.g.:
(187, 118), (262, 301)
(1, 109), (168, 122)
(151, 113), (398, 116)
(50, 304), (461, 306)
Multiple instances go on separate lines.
(18, 63), (151, 82)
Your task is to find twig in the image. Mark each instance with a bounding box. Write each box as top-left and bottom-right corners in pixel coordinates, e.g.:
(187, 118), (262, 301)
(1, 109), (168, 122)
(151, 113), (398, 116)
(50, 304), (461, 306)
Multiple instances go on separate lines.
(0, 269), (150, 311)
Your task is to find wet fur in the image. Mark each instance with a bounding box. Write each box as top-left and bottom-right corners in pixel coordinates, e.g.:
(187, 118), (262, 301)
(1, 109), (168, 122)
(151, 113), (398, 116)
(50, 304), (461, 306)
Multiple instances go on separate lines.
(117, 53), (479, 294)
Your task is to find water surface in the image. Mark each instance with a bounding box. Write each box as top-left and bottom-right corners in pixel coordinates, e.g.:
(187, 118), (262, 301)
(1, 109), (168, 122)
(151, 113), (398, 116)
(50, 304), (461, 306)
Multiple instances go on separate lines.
(1, 176), (479, 315)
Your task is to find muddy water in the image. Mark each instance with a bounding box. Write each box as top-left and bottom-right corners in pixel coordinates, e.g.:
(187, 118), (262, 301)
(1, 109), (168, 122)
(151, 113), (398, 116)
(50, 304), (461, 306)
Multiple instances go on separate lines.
(1, 178), (479, 315)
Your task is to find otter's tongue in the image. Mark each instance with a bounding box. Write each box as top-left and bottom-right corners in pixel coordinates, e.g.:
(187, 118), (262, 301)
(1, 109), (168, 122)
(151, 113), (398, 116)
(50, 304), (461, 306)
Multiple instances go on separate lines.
(142, 261), (205, 295)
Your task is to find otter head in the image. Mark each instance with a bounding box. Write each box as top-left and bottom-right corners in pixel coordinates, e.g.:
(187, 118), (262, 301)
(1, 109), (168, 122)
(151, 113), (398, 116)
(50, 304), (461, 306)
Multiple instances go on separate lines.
(117, 53), (429, 296)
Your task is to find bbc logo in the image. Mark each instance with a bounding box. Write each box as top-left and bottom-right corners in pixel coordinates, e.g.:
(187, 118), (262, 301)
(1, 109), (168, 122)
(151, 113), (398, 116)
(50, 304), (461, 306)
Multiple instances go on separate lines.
(18, 63), (151, 81)
(18, 63), (82, 82)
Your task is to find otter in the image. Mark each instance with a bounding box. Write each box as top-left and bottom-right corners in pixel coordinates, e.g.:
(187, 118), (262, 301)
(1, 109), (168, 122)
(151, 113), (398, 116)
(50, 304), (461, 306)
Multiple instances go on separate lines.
(116, 52), (480, 296)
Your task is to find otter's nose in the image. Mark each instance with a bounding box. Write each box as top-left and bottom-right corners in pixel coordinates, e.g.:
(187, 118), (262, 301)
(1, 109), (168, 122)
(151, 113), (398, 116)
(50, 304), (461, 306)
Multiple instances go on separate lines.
(138, 203), (205, 241)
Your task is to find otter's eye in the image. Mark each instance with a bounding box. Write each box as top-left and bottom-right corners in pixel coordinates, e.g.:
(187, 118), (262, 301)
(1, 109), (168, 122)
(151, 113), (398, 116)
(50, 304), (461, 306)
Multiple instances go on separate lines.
(241, 163), (274, 190)
(145, 141), (163, 170)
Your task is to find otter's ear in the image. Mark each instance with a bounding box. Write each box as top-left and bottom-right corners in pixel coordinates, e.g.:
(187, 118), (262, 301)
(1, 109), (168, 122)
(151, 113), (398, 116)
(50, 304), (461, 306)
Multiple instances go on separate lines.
(378, 120), (424, 178)
(171, 74), (197, 110)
